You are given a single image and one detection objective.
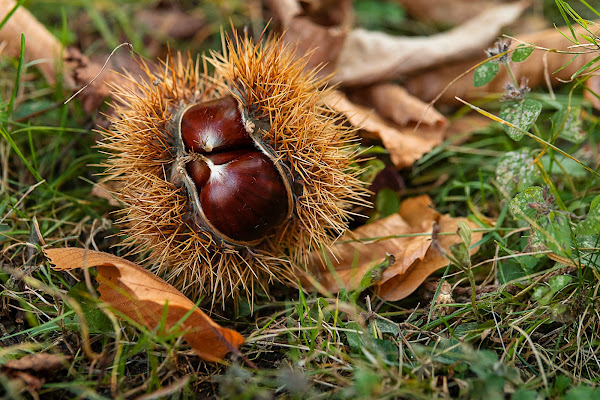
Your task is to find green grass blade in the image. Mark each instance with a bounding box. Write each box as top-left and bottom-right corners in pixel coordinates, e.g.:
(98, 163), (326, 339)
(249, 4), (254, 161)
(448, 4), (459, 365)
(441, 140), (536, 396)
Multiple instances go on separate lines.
(570, 54), (600, 80)
(6, 34), (25, 120)
(0, 0), (24, 30)
(0, 125), (44, 182)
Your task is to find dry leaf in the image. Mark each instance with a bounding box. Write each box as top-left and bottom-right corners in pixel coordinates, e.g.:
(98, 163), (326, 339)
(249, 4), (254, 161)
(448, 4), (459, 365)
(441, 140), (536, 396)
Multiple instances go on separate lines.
(2, 353), (68, 373)
(1, 353), (68, 391)
(0, 0), (71, 86)
(331, 1), (528, 86)
(405, 22), (600, 108)
(282, 17), (347, 77)
(0, 0), (132, 112)
(395, 0), (515, 26)
(44, 248), (244, 362)
(90, 182), (120, 206)
(306, 195), (483, 301)
(324, 89), (448, 168)
(349, 83), (447, 128)
(306, 196), (439, 294)
(443, 114), (492, 141)
(297, 0), (354, 27)
(267, 0), (351, 77)
(135, 8), (206, 40)
(378, 214), (482, 301)
(308, 213), (432, 293)
(265, 0), (302, 26)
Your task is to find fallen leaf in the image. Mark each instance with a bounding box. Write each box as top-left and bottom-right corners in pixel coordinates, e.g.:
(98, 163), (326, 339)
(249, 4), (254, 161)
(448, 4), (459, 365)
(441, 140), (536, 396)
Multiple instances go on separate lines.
(307, 195), (482, 300)
(331, 1), (528, 86)
(405, 22), (600, 108)
(395, 0), (514, 26)
(324, 90), (447, 168)
(308, 211), (432, 293)
(90, 182), (120, 206)
(267, 0), (351, 77)
(44, 248), (244, 362)
(297, 0), (354, 27)
(0, 0), (133, 112)
(0, 0), (71, 86)
(308, 196), (439, 294)
(443, 115), (492, 141)
(135, 8), (207, 40)
(1, 353), (68, 392)
(2, 353), (68, 373)
(282, 17), (347, 77)
(265, 0), (302, 26)
(378, 214), (482, 301)
(349, 83), (447, 128)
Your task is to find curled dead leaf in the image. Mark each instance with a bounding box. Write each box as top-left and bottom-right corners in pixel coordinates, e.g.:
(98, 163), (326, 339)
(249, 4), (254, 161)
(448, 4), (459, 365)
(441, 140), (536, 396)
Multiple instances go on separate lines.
(267, 0), (352, 77)
(1, 353), (69, 392)
(396, 0), (516, 26)
(265, 0), (302, 26)
(44, 248), (244, 362)
(405, 22), (600, 109)
(2, 353), (68, 373)
(349, 84), (447, 128)
(300, 0), (354, 27)
(306, 195), (483, 301)
(90, 182), (120, 206)
(0, 1), (70, 86)
(324, 89), (448, 168)
(268, 1), (527, 87)
(135, 8), (207, 40)
(378, 213), (482, 301)
(0, 0), (133, 112)
(331, 1), (529, 86)
(282, 17), (347, 77)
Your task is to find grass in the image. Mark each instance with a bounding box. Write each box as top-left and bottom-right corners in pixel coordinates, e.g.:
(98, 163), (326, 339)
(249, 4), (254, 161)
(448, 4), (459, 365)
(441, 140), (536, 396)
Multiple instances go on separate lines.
(1, 0), (600, 399)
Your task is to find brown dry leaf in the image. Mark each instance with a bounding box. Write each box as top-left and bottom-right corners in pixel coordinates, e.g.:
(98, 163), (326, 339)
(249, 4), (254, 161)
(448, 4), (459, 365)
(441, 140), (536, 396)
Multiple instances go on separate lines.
(282, 17), (347, 77)
(443, 115), (492, 141)
(331, 1), (529, 86)
(0, 1), (71, 86)
(349, 83), (447, 128)
(2, 353), (68, 373)
(135, 8), (207, 40)
(265, 0), (303, 26)
(405, 22), (600, 108)
(0, 0), (132, 112)
(44, 248), (244, 362)
(378, 214), (482, 301)
(90, 182), (120, 206)
(1, 353), (68, 391)
(305, 196), (436, 293)
(395, 0), (515, 26)
(267, 0), (353, 29)
(268, 1), (527, 86)
(267, 0), (351, 77)
(324, 89), (448, 168)
(297, 0), (354, 27)
(307, 195), (482, 301)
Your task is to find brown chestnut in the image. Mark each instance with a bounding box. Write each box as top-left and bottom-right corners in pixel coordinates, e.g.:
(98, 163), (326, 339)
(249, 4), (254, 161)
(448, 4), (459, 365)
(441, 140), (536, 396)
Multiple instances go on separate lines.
(102, 34), (371, 303)
(175, 95), (293, 246)
(180, 96), (253, 153)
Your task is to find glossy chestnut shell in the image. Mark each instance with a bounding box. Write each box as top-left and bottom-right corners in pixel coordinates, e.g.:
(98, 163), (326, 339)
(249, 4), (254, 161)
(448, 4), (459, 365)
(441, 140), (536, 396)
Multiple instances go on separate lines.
(173, 95), (294, 246)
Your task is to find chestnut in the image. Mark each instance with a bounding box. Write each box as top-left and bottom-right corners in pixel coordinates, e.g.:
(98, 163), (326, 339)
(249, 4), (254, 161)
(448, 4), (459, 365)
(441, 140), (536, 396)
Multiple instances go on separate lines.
(180, 96), (253, 154)
(175, 95), (293, 246)
(101, 33), (370, 303)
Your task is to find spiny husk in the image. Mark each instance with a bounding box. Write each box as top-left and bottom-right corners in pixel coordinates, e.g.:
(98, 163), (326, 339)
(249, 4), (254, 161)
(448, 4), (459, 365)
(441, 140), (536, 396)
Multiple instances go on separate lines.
(100, 33), (369, 306)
